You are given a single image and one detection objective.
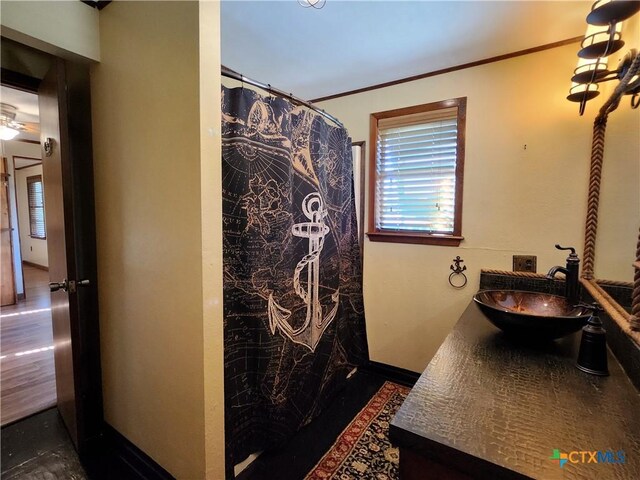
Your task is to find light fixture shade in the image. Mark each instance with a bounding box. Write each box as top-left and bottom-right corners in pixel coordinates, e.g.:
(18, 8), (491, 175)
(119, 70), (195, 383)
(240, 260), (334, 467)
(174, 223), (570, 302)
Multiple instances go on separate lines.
(0, 125), (19, 140)
(298, 0), (326, 8)
(578, 22), (624, 58)
(567, 82), (600, 103)
(624, 73), (640, 95)
(571, 57), (610, 83)
(586, 0), (640, 26)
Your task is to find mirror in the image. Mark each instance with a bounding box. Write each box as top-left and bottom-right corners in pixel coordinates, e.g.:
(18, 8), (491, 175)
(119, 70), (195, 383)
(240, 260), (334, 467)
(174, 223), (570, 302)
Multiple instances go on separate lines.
(594, 103), (639, 286)
(584, 14), (639, 342)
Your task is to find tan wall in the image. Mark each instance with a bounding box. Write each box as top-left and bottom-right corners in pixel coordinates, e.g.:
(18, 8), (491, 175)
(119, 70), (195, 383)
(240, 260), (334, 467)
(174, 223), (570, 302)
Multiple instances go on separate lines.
(91, 2), (223, 478)
(0, 0), (100, 61)
(318, 42), (639, 373)
(199, 2), (226, 478)
(2, 1), (225, 476)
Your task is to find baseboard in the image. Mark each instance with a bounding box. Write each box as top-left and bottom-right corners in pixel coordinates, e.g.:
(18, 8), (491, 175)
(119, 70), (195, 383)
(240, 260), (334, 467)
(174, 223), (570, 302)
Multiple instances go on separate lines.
(101, 424), (175, 480)
(362, 361), (421, 388)
(22, 260), (48, 271)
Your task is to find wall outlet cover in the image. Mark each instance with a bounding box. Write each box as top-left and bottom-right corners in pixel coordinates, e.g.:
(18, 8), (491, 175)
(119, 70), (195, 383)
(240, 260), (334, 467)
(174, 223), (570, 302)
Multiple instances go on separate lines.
(513, 255), (537, 273)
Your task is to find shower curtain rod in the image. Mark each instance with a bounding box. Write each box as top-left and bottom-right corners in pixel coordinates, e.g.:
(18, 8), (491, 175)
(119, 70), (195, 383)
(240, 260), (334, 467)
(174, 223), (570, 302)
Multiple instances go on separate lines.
(221, 65), (344, 128)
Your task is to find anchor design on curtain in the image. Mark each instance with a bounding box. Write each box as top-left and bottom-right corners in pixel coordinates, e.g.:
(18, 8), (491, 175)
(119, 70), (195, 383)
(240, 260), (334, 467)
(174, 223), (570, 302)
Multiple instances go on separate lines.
(268, 192), (340, 351)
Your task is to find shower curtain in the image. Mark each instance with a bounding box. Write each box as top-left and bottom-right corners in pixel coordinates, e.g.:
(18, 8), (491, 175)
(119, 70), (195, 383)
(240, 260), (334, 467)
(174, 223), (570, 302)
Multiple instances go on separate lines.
(221, 85), (368, 467)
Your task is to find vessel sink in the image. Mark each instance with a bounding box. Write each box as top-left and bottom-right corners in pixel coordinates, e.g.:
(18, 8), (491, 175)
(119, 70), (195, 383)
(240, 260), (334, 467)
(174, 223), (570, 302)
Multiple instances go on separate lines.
(473, 290), (591, 340)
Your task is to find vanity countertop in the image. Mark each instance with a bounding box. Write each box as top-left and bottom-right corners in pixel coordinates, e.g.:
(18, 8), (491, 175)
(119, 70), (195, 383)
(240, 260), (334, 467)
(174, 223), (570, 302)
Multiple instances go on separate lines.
(389, 302), (640, 480)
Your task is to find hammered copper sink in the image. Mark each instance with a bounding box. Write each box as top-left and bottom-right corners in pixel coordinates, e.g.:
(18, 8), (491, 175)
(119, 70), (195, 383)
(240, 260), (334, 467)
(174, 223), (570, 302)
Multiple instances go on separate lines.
(473, 290), (591, 340)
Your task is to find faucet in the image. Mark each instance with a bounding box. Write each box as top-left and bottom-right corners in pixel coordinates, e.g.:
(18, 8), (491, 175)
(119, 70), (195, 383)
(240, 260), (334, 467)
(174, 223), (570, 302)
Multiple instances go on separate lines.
(546, 244), (580, 306)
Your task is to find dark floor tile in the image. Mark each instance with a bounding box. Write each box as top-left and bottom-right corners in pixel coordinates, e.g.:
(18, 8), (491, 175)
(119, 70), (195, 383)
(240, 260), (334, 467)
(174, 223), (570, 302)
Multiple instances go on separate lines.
(1, 408), (88, 479)
(2, 445), (87, 480)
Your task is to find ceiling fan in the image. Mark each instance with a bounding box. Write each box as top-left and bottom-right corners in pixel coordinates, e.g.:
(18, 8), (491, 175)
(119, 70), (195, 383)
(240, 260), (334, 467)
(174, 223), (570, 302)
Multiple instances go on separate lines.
(0, 103), (39, 141)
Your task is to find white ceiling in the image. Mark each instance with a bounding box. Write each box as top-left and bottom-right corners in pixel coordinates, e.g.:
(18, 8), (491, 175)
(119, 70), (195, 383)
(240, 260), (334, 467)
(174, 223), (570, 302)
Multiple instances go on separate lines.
(221, 1), (589, 100)
(1, 85), (40, 142)
(1, 86), (39, 123)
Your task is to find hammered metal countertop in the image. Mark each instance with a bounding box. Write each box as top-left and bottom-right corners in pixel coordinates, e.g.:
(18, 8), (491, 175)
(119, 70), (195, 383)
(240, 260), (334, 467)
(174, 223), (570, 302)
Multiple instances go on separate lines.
(390, 302), (640, 480)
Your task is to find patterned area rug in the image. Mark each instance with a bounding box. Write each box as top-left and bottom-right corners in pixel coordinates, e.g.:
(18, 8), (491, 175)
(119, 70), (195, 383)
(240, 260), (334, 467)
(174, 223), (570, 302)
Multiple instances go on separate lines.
(305, 381), (410, 480)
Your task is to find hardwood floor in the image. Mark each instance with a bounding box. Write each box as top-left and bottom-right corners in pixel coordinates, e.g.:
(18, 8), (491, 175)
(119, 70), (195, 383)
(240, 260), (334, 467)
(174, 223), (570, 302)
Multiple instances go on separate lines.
(1, 265), (56, 426)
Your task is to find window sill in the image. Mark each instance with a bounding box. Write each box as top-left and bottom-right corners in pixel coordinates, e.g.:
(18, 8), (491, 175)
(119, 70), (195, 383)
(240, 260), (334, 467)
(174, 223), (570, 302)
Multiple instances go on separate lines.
(366, 231), (463, 246)
(29, 235), (47, 240)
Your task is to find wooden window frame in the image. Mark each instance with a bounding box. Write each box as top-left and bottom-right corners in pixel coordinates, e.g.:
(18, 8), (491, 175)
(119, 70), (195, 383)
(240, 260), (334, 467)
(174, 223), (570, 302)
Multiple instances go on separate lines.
(367, 97), (466, 246)
(27, 174), (46, 240)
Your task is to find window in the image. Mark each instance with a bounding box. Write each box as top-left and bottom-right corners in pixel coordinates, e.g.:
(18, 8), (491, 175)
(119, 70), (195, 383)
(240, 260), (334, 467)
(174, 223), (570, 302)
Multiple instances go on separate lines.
(27, 175), (46, 239)
(368, 97), (466, 246)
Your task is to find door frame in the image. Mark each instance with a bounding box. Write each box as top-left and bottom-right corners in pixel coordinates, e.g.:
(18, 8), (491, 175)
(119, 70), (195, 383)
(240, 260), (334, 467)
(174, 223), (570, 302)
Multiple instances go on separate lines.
(1, 156), (18, 306)
(1, 57), (104, 457)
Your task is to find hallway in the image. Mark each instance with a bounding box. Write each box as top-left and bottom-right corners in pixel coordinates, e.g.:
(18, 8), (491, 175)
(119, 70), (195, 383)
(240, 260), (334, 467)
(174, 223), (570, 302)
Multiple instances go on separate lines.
(1, 264), (56, 426)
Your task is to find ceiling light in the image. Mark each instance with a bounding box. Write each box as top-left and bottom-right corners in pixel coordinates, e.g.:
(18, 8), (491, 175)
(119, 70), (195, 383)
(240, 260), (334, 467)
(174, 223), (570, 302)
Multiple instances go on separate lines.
(298, 0), (326, 9)
(0, 126), (19, 140)
(0, 103), (26, 140)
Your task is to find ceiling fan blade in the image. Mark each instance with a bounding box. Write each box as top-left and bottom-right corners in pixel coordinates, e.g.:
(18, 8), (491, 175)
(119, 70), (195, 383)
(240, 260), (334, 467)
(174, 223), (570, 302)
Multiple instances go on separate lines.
(22, 122), (40, 134)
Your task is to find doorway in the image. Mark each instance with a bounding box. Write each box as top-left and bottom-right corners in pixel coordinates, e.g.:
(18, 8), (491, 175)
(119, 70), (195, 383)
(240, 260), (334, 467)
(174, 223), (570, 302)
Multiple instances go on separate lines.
(1, 40), (104, 460)
(1, 84), (57, 426)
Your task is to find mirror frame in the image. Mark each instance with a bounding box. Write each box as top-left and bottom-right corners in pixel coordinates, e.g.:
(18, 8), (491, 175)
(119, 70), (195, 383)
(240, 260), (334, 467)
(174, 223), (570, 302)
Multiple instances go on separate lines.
(580, 61), (640, 346)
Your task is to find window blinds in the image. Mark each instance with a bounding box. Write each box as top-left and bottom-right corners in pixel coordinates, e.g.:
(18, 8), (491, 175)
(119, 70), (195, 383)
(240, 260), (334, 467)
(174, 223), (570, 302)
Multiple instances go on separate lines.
(375, 107), (458, 234)
(27, 175), (46, 238)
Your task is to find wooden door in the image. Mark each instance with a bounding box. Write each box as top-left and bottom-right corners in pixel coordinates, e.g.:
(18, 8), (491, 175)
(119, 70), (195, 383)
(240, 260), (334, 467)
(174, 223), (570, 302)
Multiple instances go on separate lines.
(1, 157), (17, 306)
(36, 57), (104, 457)
(39, 60), (79, 446)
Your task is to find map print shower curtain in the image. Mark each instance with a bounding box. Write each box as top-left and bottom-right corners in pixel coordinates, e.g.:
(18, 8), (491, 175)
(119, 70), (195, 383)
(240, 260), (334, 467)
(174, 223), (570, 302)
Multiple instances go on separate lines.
(221, 85), (368, 467)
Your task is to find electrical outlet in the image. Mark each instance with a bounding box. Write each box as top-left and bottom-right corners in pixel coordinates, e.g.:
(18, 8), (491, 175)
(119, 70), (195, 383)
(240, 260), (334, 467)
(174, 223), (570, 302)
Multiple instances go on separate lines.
(513, 255), (537, 273)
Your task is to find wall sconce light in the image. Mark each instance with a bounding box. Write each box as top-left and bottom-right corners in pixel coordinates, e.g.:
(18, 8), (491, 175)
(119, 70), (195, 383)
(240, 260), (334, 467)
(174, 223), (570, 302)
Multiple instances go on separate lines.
(586, 0), (640, 25)
(568, 82), (600, 103)
(571, 57), (610, 83)
(578, 23), (623, 58)
(567, 0), (640, 115)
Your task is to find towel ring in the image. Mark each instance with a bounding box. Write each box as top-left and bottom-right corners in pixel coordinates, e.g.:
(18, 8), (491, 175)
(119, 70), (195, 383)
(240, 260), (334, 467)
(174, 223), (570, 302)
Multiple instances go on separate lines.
(449, 256), (468, 289)
(448, 271), (468, 289)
